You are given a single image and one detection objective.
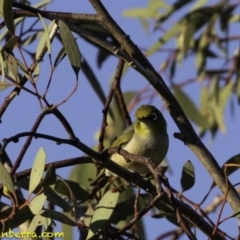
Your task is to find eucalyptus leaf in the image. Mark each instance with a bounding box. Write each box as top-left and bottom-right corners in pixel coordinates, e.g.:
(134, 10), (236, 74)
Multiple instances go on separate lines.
(123, 0), (168, 19)
(84, 204), (95, 228)
(173, 85), (207, 128)
(16, 58), (30, 80)
(43, 185), (71, 211)
(56, 177), (79, 220)
(2, 36), (17, 50)
(42, 210), (76, 226)
(36, 14), (53, 60)
(58, 20), (81, 77)
(29, 193), (47, 215)
(28, 213), (50, 233)
(210, 153), (240, 189)
(0, 205), (32, 231)
(53, 46), (66, 67)
(0, 162), (14, 196)
(33, 62), (40, 82)
(181, 160), (195, 192)
(5, 51), (18, 81)
(29, 147), (46, 195)
(54, 179), (89, 201)
(0, 81), (11, 91)
(0, 0), (15, 35)
(33, 0), (52, 9)
(0, 46), (6, 82)
(69, 163), (96, 191)
(179, 24), (195, 56)
(62, 211), (74, 240)
(42, 164), (57, 186)
(156, 0), (192, 25)
(147, 5), (223, 55)
(87, 190), (119, 239)
(212, 81), (233, 133)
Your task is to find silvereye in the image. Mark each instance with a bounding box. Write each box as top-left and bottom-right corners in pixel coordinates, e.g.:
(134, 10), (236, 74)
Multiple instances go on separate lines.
(105, 105), (169, 176)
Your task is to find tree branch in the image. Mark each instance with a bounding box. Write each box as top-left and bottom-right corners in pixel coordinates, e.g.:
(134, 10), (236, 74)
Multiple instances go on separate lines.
(88, 0), (240, 213)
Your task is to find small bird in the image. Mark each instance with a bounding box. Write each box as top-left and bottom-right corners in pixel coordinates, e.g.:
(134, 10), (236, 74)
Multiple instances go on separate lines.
(105, 104), (169, 176)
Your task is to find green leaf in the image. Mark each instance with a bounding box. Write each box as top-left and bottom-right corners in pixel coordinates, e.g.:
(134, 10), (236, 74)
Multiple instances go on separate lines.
(36, 31), (47, 60)
(179, 24), (195, 56)
(29, 147), (46, 195)
(112, 186), (146, 239)
(210, 154), (240, 189)
(33, 0), (52, 9)
(181, 160), (195, 192)
(156, 0), (192, 25)
(111, 187), (135, 225)
(43, 185), (71, 211)
(237, 76), (240, 103)
(0, 81), (11, 91)
(2, 36), (17, 50)
(58, 20), (81, 77)
(16, 58), (30, 80)
(191, 0), (208, 11)
(224, 154), (240, 177)
(36, 15), (54, 60)
(87, 190), (119, 239)
(147, 21), (182, 55)
(69, 163), (96, 192)
(42, 164), (57, 186)
(151, 194), (175, 221)
(0, 17), (23, 42)
(147, 5), (222, 56)
(54, 179), (89, 201)
(42, 210), (76, 226)
(38, 15), (54, 55)
(17, 177), (66, 213)
(33, 62), (40, 82)
(84, 204), (95, 228)
(173, 85), (207, 128)
(0, 205), (32, 231)
(196, 35), (207, 72)
(199, 86), (216, 133)
(230, 14), (240, 23)
(28, 213), (50, 232)
(56, 176), (79, 220)
(0, 45), (6, 82)
(0, 0), (15, 35)
(123, 0), (168, 19)
(228, 207), (240, 219)
(5, 51), (18, 81)
(62, 212), (74, 240)
(21, 32), (42, 46)
(97, 48), (111, 67)
(212, 81), (233, 133)
(29, 193), (47, 215)
(0, 162), (14, 195)
(53, 46), (66, 67)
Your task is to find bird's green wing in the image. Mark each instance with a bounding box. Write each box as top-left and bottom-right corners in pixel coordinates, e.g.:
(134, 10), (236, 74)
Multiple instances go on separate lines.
(112, 124), (134, 148)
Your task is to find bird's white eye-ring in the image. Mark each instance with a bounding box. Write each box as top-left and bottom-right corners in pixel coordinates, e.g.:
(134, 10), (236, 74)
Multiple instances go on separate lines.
(151, 112), (158, 121)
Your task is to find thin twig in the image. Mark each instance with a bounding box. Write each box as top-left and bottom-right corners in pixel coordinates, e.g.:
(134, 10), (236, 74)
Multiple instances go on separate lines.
(164, 178), (197, 240)
(113, 56), (132, 126)
(8, 110), (51, 176)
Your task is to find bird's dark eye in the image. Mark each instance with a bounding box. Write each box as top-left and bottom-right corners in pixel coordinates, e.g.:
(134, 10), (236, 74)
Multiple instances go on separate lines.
(151, 112), (158, 121)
